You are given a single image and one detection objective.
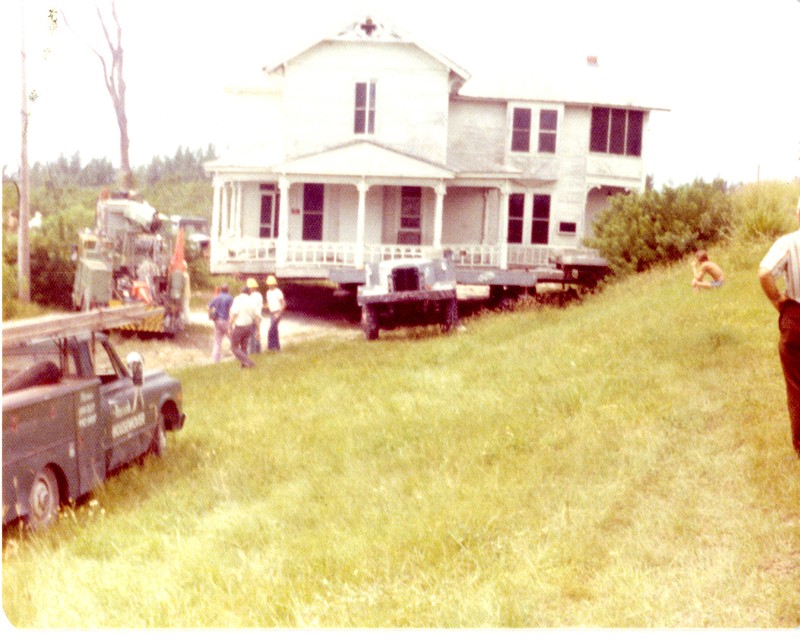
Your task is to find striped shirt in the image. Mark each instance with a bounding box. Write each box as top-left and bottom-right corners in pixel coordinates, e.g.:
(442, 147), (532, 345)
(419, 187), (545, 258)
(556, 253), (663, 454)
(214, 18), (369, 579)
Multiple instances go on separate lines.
(761, 229), (800, 302)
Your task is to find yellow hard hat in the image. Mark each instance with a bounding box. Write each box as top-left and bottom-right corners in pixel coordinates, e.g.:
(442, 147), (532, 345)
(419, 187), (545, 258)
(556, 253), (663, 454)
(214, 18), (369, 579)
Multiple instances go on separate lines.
(246, 277), (258, 289)
(266, 275), (278, 286)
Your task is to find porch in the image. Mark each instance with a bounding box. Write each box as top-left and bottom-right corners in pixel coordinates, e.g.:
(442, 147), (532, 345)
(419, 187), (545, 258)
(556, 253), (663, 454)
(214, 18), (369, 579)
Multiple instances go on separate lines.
(210, 236), (604, 286)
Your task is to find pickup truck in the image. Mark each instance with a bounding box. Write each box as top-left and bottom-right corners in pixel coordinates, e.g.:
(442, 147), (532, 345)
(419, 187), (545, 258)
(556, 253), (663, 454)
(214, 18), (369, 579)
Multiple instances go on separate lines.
(3, 330), (185, 530)
(357, 256), (459, 340)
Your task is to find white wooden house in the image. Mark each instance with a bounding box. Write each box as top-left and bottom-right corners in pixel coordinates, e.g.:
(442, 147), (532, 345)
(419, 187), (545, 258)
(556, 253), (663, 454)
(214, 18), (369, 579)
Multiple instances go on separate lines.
(205, 16), (666, 289)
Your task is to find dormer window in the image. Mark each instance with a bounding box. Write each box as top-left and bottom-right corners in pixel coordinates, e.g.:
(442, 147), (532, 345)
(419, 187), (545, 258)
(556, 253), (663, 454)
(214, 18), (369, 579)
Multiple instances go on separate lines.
(354, 81), (376, 134)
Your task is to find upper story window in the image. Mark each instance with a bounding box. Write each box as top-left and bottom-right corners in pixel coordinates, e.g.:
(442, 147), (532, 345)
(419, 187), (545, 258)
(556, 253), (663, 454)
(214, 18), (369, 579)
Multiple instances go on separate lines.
(512, 107), (558, 154)
(538, 110), (558, 153)
(354, 81), (376, 134)
(590, 107), (643, 156)
(511, 108), (532, 152)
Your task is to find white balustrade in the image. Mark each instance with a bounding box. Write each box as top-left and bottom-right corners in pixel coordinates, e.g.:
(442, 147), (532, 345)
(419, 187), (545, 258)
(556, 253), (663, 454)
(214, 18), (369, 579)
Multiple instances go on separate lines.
(214, 237), (599, 270)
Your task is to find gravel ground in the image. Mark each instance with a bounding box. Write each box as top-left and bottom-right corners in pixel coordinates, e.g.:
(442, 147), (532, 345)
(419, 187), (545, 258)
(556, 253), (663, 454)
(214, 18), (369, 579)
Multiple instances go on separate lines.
(109, 285), (494, 372)
(110, 311), (362, 372)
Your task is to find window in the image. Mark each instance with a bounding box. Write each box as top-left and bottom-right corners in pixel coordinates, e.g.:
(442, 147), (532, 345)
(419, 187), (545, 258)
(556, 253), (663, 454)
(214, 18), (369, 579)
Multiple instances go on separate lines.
(259, 184), (279, 239)
(511, 108), (531, 152)
(354, 81), (376, 134)
(589, 107), (644, 156)
(302, 183), (324, 241)
(538, 110), (558, 153)
(398, 186), (421, 245)
(559, 221), (577, 234)
(507, 193), (524, 244)
(531, 194), (551, 245)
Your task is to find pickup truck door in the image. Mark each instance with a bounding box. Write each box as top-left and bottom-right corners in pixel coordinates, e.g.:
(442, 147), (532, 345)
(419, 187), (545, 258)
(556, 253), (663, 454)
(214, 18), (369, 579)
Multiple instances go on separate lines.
(91, 339), (156, 471)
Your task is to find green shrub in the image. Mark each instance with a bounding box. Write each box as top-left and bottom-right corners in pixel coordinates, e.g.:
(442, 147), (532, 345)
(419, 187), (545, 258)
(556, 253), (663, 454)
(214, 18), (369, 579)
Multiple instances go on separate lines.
(586, 179), (734, 276)
(25, 205), (93, 310)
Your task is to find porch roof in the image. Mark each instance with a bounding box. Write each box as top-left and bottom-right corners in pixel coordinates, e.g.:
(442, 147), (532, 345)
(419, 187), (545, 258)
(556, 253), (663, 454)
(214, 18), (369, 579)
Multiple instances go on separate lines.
(271, 140), (456, 180)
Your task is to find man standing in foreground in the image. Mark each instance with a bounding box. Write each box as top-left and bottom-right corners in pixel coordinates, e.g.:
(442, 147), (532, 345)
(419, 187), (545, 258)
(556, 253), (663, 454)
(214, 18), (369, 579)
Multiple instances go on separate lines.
(228, 283), (259, 368)
(265, 275), (287, 352)
(759, 197), (800, 457)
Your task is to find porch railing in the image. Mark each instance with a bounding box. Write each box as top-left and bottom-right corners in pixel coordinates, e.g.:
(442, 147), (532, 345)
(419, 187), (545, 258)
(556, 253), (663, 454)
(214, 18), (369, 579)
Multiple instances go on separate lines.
(364, 243), (426, 262)
(445, 244), (501, 267)
(214, 237), (599, 270)
(285, 241), (357, 265)
(222, 236), (277, 261)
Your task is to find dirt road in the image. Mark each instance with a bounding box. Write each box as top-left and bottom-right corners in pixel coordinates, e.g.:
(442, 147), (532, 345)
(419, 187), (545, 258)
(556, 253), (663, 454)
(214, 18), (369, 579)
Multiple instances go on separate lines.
(110, 311), (362, 372)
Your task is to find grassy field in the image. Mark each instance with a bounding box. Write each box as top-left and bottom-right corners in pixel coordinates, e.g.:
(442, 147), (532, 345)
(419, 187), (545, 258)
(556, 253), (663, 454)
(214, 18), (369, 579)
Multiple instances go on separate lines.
(3, 239), (800, 628)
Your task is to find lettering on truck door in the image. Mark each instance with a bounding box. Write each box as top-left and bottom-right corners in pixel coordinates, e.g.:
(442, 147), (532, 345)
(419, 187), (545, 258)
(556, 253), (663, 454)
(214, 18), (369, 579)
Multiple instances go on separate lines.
(74, 383), (106, 493)
(92, 339), (154, 470)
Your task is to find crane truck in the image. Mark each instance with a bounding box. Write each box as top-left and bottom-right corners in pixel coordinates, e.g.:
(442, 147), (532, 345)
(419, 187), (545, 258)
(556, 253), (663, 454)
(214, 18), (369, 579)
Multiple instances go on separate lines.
(71, 191), (189, 336)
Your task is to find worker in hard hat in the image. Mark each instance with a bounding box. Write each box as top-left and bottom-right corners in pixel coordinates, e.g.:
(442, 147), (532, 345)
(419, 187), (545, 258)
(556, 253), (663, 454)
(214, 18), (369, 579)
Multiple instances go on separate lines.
(246, 277), (263, 354)
(265, 275), (286, 351)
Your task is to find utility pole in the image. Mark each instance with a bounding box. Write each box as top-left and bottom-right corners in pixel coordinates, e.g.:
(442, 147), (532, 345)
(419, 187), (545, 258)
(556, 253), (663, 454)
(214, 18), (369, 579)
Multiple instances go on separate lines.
(18, 0), (30, 303)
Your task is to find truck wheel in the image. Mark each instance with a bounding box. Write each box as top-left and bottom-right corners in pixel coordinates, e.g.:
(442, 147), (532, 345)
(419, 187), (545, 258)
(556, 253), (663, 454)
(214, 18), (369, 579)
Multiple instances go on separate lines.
(443, 298), (459, 333)
(28, 467), (60, 530)
(362, 304), (379, 341)
(150, 415), (167, 458)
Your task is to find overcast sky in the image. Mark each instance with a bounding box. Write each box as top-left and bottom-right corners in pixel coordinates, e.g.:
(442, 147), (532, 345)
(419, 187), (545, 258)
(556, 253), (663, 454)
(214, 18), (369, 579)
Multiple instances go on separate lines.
(2, 0), (799, 188)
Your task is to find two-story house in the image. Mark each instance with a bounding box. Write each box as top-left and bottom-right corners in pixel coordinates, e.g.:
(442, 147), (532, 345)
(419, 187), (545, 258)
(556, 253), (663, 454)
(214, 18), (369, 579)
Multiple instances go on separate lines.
(205, 16), (666, 291)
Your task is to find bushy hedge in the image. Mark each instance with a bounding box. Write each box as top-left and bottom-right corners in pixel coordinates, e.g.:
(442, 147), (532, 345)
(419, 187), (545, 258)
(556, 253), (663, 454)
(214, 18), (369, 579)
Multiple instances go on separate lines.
(3, 204), (94, 310)
(585, 179), (734, 275)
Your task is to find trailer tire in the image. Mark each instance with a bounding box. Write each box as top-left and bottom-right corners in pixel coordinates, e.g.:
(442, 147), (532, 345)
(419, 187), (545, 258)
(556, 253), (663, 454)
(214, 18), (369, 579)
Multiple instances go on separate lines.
(362, 304), (379, 341)
(28, 467), (60, 530)
(442, 297), (458, 333)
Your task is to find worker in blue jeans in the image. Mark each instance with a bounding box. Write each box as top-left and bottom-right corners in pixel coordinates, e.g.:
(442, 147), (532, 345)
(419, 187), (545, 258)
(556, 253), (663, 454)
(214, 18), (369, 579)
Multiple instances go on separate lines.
(265, 275), (286, 351)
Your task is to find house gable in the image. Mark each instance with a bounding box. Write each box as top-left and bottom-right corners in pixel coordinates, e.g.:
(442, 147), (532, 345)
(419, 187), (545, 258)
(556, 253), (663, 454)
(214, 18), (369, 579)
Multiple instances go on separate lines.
(264, 16), (470, 91)
(272, 141), (454, 182)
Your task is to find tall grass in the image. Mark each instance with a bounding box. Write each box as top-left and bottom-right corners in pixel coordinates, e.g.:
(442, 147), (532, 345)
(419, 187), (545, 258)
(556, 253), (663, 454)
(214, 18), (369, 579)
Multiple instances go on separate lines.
(730, 180), (800, 242)
(3, 240), (800, 628)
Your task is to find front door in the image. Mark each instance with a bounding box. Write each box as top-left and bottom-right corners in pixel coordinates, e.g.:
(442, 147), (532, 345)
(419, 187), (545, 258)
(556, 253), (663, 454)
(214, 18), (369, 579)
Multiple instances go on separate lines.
(303, 183), (324, 241)
(260, 193), (279, 239)
(531, 194), (551, 245)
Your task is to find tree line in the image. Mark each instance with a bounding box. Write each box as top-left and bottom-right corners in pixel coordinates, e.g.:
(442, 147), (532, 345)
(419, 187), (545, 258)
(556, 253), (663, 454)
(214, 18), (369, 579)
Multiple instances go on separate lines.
(8, 145), (217, 190)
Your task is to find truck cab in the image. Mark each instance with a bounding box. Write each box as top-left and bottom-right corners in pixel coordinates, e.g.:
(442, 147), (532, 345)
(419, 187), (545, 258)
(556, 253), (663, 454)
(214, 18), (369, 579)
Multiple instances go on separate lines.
(356, 256), (459, 340)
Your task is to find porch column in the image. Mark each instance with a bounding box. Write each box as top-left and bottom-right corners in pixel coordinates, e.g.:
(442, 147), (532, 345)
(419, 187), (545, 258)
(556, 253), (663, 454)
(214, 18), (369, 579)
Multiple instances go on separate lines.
(433, 181), (446, 250)
(498, 182), (510, 270)
(355, 179), (368, 268)
(221, 182), (230, 239)
(276, 176), (291, 267)
(234, 182), (243, 238)
(211, 177), (222, 263)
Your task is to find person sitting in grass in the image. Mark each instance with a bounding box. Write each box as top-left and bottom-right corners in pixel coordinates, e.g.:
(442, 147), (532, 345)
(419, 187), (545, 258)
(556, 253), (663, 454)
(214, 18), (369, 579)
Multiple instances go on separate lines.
(691, 249), (725, 290)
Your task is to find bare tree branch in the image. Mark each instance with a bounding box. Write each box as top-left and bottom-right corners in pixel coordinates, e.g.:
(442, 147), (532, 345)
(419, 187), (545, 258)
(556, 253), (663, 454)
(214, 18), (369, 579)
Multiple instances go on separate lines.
(60, 1), (132, 189)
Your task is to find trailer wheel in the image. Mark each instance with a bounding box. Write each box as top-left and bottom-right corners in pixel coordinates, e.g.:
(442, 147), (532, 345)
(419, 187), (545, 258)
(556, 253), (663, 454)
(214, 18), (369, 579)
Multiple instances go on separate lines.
(28, 467), (60, 530)
(443, 297), (459, 333)
(362, 304), (379, 341)
(150, 414), (167, 458)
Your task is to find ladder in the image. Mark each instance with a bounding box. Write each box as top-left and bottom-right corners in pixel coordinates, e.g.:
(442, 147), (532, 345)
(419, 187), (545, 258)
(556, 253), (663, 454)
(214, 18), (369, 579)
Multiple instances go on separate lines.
(2, 305), (160, 348)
